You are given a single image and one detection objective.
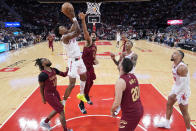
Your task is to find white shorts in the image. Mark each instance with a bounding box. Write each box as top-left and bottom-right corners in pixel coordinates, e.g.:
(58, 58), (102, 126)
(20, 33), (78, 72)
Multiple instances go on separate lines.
(67, 57), (87, 78)
(169, 85), (191, 105)
(117, 38), (120, 42)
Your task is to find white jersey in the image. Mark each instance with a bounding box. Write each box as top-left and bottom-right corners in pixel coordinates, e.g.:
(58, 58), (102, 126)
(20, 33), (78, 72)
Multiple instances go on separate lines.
(125, 51), (135, 73)
(62, 37), (81, 58)
(172, 62), (190, 93)
(116, 32), (121, 41)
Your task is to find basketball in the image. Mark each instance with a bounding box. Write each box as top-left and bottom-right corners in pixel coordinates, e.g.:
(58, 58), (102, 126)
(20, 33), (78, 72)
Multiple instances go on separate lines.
(61, 2), (74, 17)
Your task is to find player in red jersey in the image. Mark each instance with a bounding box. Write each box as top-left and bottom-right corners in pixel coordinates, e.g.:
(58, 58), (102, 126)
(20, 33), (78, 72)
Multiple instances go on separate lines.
(111, 58), (143, 131)
(47, 33), (55, 52)
(35, 58), (72, 131)
(78, 12), (98, 114)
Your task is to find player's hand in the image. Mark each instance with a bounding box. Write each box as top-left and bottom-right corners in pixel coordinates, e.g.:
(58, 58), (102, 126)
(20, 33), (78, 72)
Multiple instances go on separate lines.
(79, 12), (86, 20)
(111, 110), (117, 118)
(110, 53), (115, 60)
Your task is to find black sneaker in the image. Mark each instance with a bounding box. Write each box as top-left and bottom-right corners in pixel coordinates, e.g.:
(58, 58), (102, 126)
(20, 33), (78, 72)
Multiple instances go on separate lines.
(78, 104), (87, 114)
(85, 95), (93, 105)
(87, 100), (93, 105)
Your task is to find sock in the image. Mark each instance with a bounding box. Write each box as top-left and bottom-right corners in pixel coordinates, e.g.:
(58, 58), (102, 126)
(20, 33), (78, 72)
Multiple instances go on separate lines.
(80, 81), (86, 95)
(44, 118), (49, 123)
(187, 128), (191, 131)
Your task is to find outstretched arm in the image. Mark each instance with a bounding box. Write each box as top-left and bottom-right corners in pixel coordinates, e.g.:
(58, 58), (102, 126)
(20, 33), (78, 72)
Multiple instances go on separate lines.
(79, 12), (91, 44)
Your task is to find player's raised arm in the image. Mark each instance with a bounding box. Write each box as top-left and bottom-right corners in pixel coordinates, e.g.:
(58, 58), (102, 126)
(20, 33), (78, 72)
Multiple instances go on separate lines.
(61, 3), (81, 42)
(79, 12), (91, 43)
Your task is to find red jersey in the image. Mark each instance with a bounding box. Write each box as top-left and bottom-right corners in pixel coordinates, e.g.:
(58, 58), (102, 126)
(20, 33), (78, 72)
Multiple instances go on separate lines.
(120, 73), (143, 119)
(47, 34), (55, 44)
(40, 68), (67, 93)
(82, 43), (97, 70)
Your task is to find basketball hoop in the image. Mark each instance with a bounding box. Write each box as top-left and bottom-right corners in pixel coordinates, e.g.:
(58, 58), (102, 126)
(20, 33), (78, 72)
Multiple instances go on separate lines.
(86, 2), (102, 15)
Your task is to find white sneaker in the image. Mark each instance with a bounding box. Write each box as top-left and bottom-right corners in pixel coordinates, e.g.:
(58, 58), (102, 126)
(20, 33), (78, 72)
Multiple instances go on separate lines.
(40, 120), (51, 130)
(156, 120), (170, 129)
(68, 129), (73, 131)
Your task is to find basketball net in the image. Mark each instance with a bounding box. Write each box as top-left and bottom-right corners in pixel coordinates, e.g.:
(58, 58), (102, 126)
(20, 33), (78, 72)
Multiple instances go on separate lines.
(86, 2), (102, 15)
(86, 2), (101, 32)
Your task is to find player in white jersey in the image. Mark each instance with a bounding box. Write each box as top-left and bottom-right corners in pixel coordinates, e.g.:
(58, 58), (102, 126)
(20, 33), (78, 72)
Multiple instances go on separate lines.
(111, 40), (138, 73)
(156, 50), (191, 131)
(110, 40), (138, 115)
(116, 30), (121, 48)
(58, 4), (87, 104)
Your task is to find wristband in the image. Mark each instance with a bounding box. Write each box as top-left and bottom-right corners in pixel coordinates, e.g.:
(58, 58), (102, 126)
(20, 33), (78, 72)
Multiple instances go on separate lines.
(72, 17), (77, 22)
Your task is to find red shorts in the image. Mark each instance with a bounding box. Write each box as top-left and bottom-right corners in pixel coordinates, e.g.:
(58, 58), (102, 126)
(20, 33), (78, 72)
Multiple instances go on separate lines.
(119, 109), (143, 131)
(49, 42), (53, 47)
(45, 90), (63, 114)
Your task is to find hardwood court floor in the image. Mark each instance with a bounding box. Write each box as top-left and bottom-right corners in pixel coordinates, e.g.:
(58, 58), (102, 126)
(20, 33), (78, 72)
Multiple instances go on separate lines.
(0, 40), (196, 129)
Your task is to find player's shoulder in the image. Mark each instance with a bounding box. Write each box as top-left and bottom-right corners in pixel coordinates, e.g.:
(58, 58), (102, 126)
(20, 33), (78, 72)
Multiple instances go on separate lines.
(177, 64), (188, 76)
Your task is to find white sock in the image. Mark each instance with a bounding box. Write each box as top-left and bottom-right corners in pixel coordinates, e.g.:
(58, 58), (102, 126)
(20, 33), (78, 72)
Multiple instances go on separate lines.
(187, 128), (191, 131)
(80, 81), (86, 95)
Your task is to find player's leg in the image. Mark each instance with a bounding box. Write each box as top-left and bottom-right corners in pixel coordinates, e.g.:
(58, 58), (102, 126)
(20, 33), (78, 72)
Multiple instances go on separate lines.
(179, 104), (191, 131)
(64, 77), (76, 100)
(41, 92), (64, 130)
(40, 110), (58, 129)
(59, 111), (73, 131)
(77, 59), (87, 102)
(166, 94), (177, 120)
(51, 43), (54, 52)
(156, 94), (176, 128)
(85, 79), (94, 105)
(77, 72), (87, 102)
(64, 59), (77, 100)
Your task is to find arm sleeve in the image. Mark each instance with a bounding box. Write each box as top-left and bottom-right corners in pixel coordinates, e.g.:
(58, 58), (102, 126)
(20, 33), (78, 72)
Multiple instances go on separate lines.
(38, 72), (48, 82)
(53, 68), (68, 77)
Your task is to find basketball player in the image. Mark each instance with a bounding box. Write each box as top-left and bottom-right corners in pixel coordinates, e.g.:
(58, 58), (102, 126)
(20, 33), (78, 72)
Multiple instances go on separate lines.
(116, 30), (121, 48)
(111, 58), (143, 131)
(156, 50), (191, 131)
(59, 3), (87, 103)
(35, 58), (72, 131)
(111, 40), (138, 115)
(111, 40), (138, 73)
(47, 32), (55, 52)
(78, 12), (98, 114)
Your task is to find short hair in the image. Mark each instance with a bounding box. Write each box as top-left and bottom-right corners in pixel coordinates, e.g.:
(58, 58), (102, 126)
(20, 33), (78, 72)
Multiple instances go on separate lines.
(122, 58), (133, 73)
(126, 40), (133, 46)
(178, 50), (184, 59)
(35, 58), (44, 71)
(90, 31), (97, 36)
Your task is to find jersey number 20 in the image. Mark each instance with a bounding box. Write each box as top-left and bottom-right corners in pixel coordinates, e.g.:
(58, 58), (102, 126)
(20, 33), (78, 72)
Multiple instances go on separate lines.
(131, 86), (140, 102)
